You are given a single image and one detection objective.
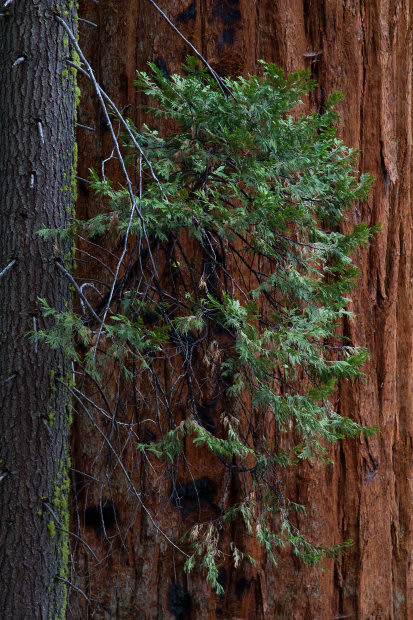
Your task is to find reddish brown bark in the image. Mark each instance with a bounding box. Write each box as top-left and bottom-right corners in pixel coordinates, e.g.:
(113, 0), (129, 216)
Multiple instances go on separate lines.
(71, 1), (413, 618)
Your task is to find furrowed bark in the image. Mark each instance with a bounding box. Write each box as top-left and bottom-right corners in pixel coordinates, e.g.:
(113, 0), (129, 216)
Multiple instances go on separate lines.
(0, 1), (77, 617)
(70, 1), (413, 618)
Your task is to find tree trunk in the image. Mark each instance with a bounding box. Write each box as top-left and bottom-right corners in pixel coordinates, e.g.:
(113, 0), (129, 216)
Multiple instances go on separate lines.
(71, 1), (412, 618)
(0, 2), (77, 617)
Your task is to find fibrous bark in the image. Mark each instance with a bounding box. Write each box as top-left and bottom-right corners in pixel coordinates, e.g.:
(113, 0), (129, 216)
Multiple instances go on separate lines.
(71, 1), (413, 618)
(0, 1), (77, 617)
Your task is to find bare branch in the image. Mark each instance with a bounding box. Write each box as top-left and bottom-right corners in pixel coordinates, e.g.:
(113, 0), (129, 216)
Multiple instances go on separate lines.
(56, 577), (91, 604)
(55, 259), (103, 324)
(43, 502), (99, 562)
(0, 259), (16, 280)
(57, 378), (189, 558)
(144, 0), (234, 99)
(78, 17), (97, 27)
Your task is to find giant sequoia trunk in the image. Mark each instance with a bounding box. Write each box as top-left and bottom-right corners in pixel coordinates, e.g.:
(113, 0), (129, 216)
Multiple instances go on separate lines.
(0, 1), (77, 617)
(71, 1), (412, 618)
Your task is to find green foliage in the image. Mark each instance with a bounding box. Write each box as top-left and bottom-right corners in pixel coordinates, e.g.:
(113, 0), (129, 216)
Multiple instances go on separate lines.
(39, 59), (377, 589)
(35, 298), (91, 365)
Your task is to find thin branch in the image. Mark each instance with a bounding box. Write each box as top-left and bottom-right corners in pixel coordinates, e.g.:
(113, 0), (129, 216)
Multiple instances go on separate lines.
(0, 259), (16, 279)
(78, 17), (97, 27)
(55, 259), (103, 324)
(70, 467), (99, 482)
(144, 0), (234, 99)
(43, 502), (99, 562)
(76, 247), (115, 276)
(2, 374), (16, 385)
(57, 378), (189, 557)
(56, 577), (91, 604)
(76, 123), (94, 131)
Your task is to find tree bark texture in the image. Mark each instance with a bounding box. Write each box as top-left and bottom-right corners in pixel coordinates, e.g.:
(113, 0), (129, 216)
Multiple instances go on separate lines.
(71, 1), (413, 618)
(0, 2), (77, 618)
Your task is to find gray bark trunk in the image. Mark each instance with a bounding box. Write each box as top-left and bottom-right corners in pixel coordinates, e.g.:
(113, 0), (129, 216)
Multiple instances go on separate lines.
(0, 1), (77, 617)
